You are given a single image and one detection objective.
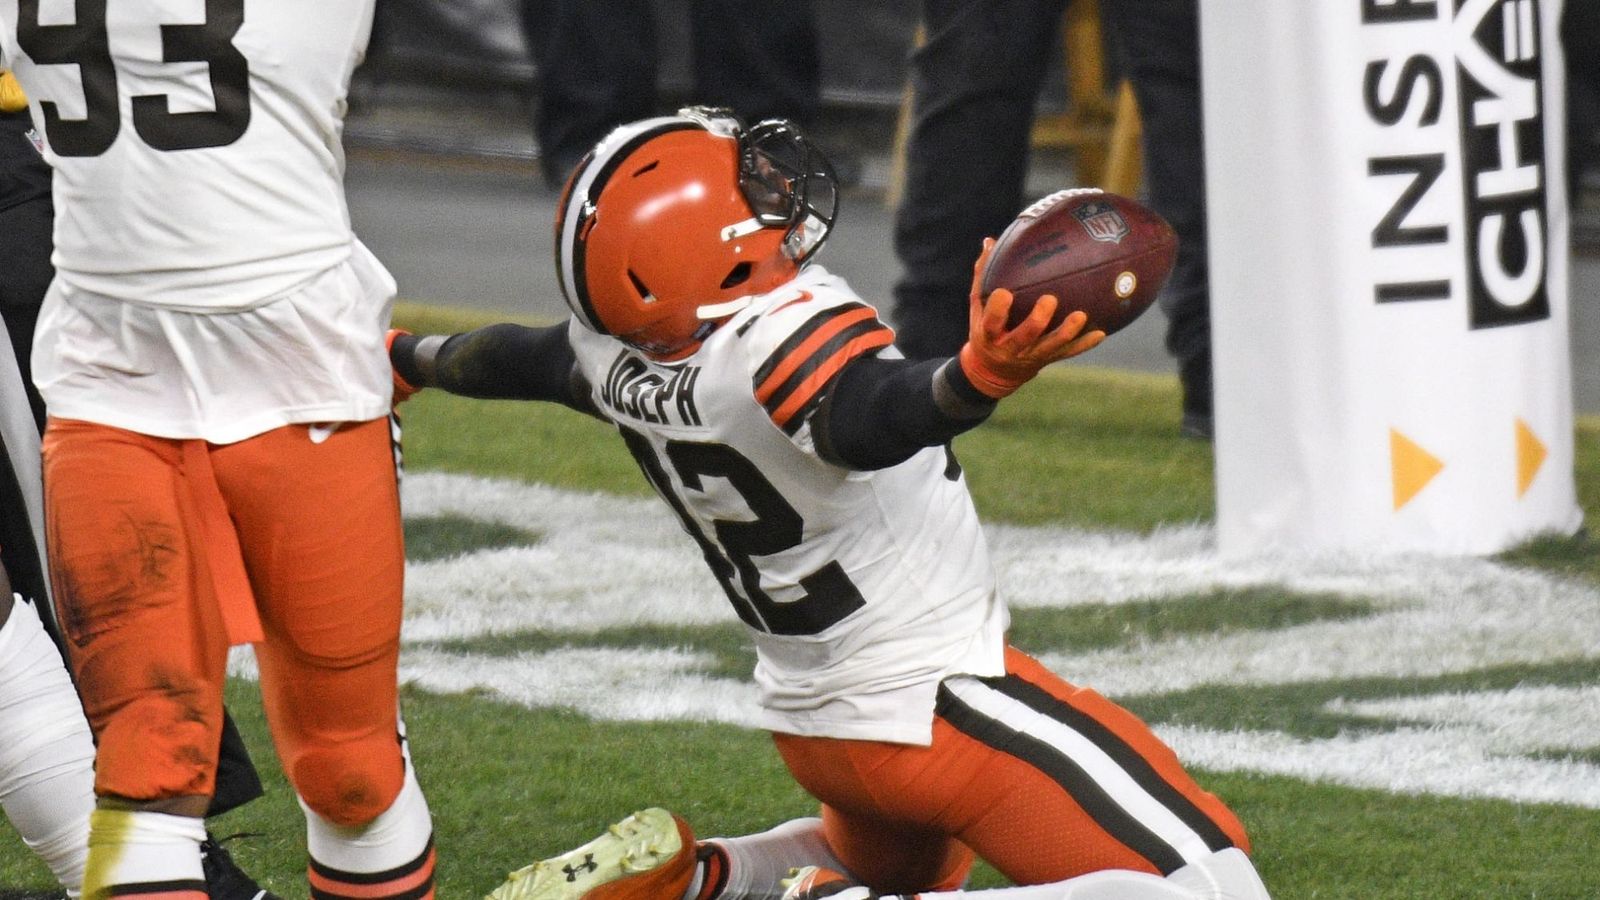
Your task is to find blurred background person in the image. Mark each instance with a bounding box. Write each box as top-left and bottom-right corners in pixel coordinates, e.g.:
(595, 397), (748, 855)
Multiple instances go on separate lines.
(890, 0), (1215, 438)
(517, 0), (821, 189)
(1564, 0), (1598, 206)
(0, 65), (47, 427)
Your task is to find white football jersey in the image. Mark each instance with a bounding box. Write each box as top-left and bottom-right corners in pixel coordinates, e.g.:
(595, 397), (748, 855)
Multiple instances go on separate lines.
(568, 266), (1009, 745)
(0, 0), (375, 311)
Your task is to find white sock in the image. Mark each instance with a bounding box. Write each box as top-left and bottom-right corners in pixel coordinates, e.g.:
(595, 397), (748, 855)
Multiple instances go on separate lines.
(916, 848), (1270, 900)
(82, 809), (207, 898)
(699, 817), (852, 900)
(0, 596), (95, 896)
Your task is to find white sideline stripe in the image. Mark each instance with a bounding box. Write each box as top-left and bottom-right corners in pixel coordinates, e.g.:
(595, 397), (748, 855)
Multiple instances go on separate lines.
(945, 677), (1216, 865)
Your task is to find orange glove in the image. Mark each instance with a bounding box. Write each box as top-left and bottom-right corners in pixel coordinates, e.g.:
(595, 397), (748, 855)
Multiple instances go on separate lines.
(386, 328), (422, 403)
(957, 238), (1105, 398)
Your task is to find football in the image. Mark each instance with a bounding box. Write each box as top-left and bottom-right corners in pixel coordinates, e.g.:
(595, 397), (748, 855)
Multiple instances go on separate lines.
(979, 188), (1177, 337)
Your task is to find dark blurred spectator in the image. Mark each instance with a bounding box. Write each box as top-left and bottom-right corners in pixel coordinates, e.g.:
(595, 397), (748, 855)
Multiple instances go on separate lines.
(518, 0), (821, 189)
(0, 81), (49, 431)
(891, 0), (1214, 439)
(1565, 0), (1599, 205)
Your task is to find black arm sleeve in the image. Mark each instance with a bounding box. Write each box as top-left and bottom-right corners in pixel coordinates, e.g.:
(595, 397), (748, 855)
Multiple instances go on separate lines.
(390, 323), (597, 415)
(811, 354), (998, 470)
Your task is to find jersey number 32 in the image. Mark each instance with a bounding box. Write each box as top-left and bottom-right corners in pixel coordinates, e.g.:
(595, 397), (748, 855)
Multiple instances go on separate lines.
(620, 427), (867, 637)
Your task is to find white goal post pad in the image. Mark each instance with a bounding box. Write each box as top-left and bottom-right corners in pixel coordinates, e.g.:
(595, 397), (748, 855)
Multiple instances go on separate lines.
(1202, 0), (1583, 555)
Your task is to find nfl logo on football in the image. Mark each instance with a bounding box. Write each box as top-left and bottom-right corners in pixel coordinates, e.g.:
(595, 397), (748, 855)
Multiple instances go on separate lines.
(1072, 201), (1130, 244)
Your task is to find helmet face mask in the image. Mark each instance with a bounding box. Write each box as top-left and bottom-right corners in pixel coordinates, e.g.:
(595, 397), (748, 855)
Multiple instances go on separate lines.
(736, 118), (838, 266)
(555, 107), (839, 360)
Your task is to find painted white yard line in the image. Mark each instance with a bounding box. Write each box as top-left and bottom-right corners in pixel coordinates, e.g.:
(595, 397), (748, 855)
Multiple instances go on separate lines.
(401, 646), (759, 726)
(1326, 685), (1600, 753)
(401, 474), (1600, 692)
(399, 474), (733, 639)
(1163, 723), (1600, 809)
(225, 472), (1600, 810)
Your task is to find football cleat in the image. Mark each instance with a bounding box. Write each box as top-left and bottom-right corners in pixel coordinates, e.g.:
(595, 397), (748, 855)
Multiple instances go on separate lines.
(485, 808), (697, 900)
(779, 867), (881, 900)
(200, 832), (283, 900)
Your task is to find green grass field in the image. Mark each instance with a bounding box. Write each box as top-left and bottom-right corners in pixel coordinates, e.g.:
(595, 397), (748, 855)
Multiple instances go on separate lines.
(3, 303), (1597, 899)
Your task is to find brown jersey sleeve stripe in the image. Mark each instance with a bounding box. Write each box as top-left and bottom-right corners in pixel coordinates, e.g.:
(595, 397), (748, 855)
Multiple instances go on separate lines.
(766, 326), (895, 433)
(753, 303), (882, 401)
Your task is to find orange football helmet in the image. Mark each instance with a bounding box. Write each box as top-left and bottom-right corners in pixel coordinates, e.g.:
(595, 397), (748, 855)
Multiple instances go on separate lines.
(555, 107), (838, 359)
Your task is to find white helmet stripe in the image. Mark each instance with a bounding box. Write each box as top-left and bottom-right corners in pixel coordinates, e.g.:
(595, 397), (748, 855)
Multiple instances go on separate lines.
(557, 116), (702, 333)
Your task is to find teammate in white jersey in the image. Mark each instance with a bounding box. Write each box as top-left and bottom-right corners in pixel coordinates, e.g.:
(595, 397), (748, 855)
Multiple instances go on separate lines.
(388, 108), (1270, 900)
(0, 4), (435, 898)
(1, 300), (93, 898)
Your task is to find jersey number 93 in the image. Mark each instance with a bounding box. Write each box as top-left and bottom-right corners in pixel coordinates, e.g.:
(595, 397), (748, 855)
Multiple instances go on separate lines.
(17, 0), (249, 157)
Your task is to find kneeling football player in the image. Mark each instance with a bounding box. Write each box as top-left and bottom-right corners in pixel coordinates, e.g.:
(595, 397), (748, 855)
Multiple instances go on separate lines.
(388, 107), (1269, 900)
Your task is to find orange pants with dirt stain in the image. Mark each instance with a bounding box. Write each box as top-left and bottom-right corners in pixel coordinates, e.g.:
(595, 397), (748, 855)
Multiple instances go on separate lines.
(773, 646), (1251, 894)
(43, 416), (408, 826)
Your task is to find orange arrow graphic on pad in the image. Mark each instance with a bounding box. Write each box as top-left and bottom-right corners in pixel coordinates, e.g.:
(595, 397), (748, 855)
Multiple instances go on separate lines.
(1390, 428), (1444, 511)
(1516, 419), (1548, 498)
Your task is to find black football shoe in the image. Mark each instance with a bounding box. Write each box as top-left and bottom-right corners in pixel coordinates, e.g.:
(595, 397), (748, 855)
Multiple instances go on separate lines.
(201, 832), (282, 900)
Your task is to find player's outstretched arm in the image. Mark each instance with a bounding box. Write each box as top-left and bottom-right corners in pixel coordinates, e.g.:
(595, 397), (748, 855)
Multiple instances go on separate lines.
(958, 238), (1105, 399)
(813, 240), (1105, 470)
(812, 352), (993, 470)
(387, 323), (596, 414)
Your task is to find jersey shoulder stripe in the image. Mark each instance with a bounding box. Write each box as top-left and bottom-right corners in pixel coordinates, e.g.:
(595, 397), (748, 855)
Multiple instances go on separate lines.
(751, 301), (894, 434)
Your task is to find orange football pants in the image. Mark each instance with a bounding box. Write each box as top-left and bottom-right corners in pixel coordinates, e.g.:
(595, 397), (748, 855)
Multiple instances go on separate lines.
(772, 646), (1250, 894)
(43, 417), (407, 825)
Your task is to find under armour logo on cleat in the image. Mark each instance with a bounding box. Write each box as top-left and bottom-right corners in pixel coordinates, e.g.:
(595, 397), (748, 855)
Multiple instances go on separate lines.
(563, 855), (598, 882)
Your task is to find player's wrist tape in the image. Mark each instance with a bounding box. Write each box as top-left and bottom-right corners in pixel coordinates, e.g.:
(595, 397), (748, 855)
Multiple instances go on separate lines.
(957, 343), (1032, 399)
(386, 329), (425, 399)
(934, 358), (1000, 419)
